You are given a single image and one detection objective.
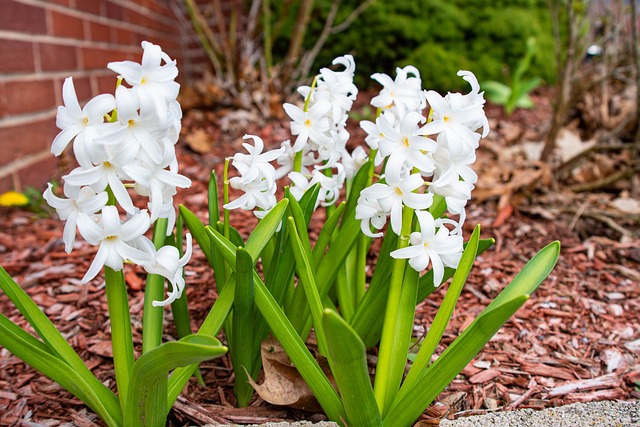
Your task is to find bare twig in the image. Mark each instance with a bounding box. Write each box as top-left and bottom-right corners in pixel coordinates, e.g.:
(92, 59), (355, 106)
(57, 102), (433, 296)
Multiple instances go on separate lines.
(569, 166), (639, 192)
(295, 0), (342, 86)
(331, 0), (375, 34)
(541, 0), (580, 161)
(183, 0), (224, 78)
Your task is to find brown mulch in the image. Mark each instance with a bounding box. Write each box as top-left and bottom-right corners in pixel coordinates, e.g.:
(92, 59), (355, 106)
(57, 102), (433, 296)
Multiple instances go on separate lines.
(1, 91), (639, 426)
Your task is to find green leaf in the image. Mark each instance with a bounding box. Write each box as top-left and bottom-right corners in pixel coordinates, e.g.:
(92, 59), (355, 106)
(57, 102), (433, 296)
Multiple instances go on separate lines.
(167, 273), (236, 406)
(350, 230), (397, 346)
(312, 202), (346, 272)
(206, 226), (346, 422)
(244, 199), (289, 262)
(383, 297), (528, 427)
(287, 217), (327, 355)
(295, 182), (321, 223)
(399, 225), (480, 397)
(323, 309), (382, 427)
(233, 247), (255, 407)
(286, 194), (312, 255)
(208, 170), (220, 225)
(287, 212), (361, 335)
(179, 205), (214, 266)
(0, 312), (122, 427)
(482, 81), (511, 105)
(383, 241), (560, 426)
(125, 335), (227, 426)
(343, 160), (373, 221)
(352, 238), (494, 348)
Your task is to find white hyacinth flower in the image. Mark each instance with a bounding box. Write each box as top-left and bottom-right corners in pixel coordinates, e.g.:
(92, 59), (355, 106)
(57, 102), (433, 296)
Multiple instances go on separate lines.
(355, 196), (387, 238)
(390, 210), (463, 285)
(283, 100), (333, 151)
(232, 134), (284, 188)
(108, 41), (179, 125)
(43, 183), (108, 253)
(51, 77), (116, 167)
(141, 234), (193, 307)
(419, 70), (489, 156)
(360, 172), (433, 235)
(77, 206), (152, 283)
(377, 111), (437, 178)
(371, 65), (425, 117)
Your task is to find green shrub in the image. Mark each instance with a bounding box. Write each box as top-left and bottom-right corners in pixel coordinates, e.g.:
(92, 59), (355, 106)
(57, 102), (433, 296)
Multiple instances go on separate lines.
(288, 0), (556, 92)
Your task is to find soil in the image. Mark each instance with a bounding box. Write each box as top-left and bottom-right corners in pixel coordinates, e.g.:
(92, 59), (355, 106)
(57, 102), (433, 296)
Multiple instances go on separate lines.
(0, 90), (639, 426)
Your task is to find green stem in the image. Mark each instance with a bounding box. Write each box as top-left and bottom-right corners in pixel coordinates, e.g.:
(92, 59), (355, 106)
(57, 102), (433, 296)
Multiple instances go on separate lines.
(223, 158), (231, 283)
(373, 206), (414, 416)
(105, 266), (134, 409)
(293, 150), (304, 173)
(355, 234), (369, 304)
(142, 218), (168, 353)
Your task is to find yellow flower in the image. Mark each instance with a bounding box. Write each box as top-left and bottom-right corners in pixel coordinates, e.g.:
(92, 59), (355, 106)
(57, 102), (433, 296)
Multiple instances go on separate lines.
(0, 191), (29, 207)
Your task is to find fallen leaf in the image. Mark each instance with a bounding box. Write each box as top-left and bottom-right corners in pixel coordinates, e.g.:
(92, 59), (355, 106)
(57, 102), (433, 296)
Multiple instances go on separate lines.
(247, 338), (322, 412)
(185, 128), (215, 153)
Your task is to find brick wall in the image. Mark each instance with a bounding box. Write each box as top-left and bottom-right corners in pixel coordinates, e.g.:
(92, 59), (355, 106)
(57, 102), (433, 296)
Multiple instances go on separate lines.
(0, 0), (208, 193)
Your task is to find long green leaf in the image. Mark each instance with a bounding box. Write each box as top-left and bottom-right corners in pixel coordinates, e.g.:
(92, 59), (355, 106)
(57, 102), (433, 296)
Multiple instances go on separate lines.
(352, 238), (495, 348)
(288, 212), (361, 335)
(233, 247), (255, 407)
(179, 205), (214, 266)
(125, 335), (227, 426)
(0, 313), (122, 427)
(343, 160), (373, 221)
(399, 225), (480, 396)
(244, 199), (289, 261)
(383, 297), (528, 427)
(208, 170), (220, 225)
(0, 266), (122, 424)
(287, 217), (327, 355)
(167, 274), (235, 406)
(207, 226), (346, 422)
(323, 309), (382, 427)
(312, 201), (346, 267)
(384, 241), (560, 426)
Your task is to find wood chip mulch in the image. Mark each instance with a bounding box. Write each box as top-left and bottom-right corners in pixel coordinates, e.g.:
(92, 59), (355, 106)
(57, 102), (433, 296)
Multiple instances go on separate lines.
(1, 96), (639, 426)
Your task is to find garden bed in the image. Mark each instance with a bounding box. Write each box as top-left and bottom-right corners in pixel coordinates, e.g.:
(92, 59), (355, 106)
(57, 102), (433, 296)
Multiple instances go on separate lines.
(0, 92), (638, 426)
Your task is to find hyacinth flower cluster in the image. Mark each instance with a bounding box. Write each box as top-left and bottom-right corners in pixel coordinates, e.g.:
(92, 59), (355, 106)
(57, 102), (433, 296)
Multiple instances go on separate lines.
(0, 46), (560, 427)
(224, 55), (364, 215)
(357, 67), (489, 285)
(0, 43), (228, 427)
(208, 55), (558, 427)
(224, 57), (488, 288)
(43, 41), (192, 307)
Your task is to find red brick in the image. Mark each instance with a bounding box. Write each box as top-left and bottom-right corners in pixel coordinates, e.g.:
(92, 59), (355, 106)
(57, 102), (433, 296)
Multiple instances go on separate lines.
(1, 79), (56, 117)
(106, 0), (124, 20)
(69, 76), (93, 102)
(48, 0), (70, 6)
(95, 75), (119, 95)
(149, 0), (176, 19)
(0, 154), (60, 193)
(81, 47), (131, 70)
(50, 10), (85, 39)
(51, 75), (93, 106)
(0, 118), (57, 164)
(0, 0), (47, 34)
(0, 39), (35, 74)
(39, 43), (78, 72)
(75, 0), (100, 14)
(89, 21), (112, 43)
(114, 27), (136, 45)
